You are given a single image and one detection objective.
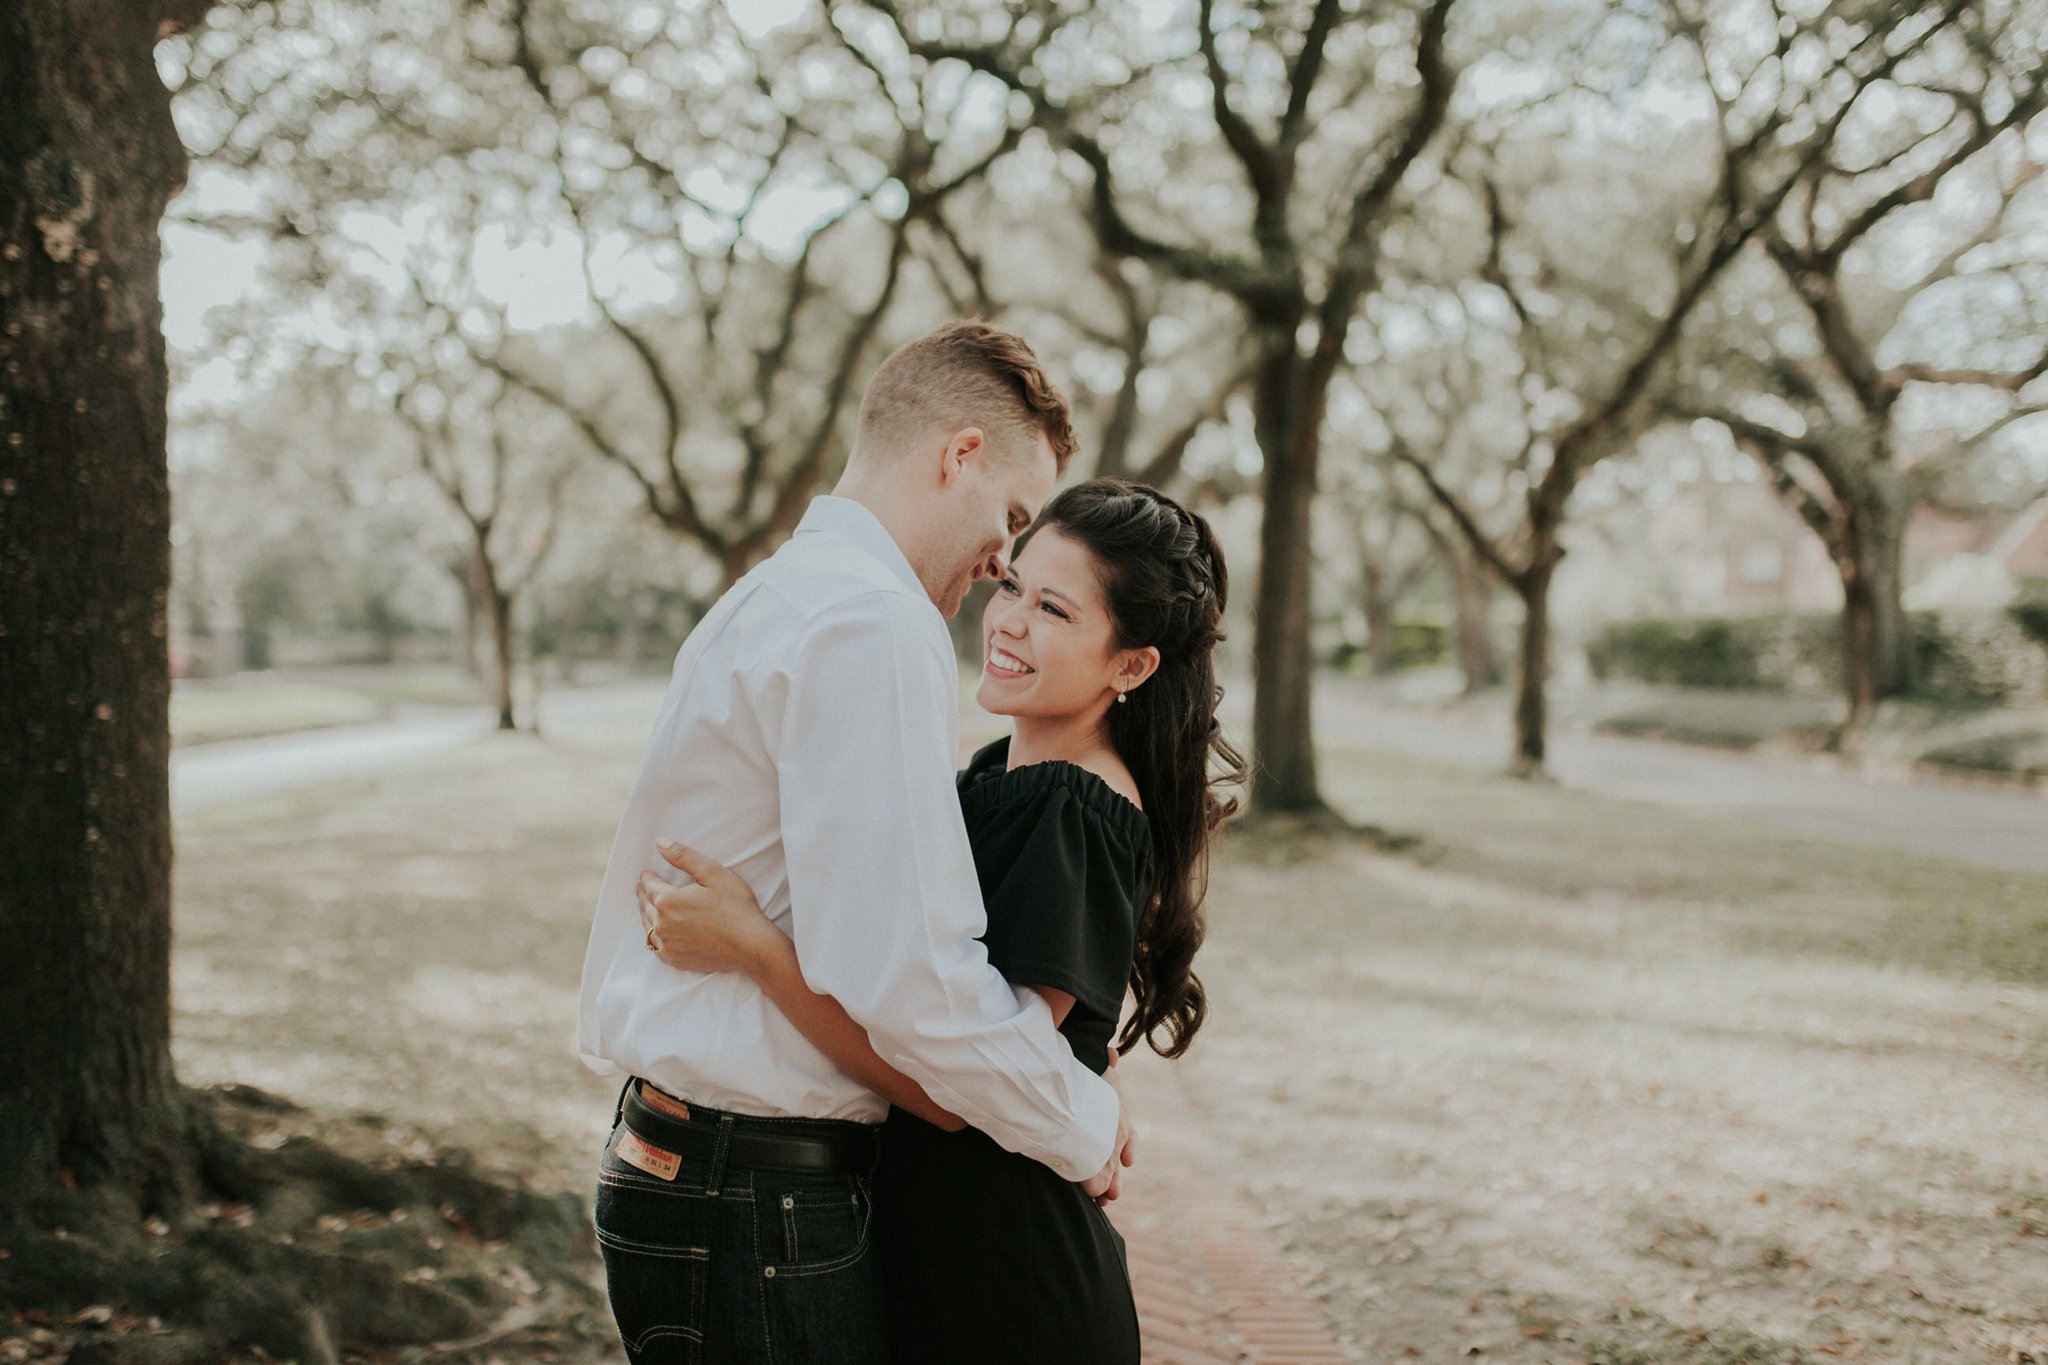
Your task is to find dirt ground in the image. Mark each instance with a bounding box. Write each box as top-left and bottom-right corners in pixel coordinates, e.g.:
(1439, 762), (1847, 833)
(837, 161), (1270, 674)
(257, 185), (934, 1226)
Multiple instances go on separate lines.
(164, 701), (2048, 1363)
(1177, 744), (2048, 1364)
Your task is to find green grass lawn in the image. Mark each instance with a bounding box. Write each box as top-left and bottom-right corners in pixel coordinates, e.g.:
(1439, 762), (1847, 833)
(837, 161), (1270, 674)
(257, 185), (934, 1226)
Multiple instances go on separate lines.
(170, 665), (501, 745)
(298, 663), (491, 708)
(1319, 740), (2048, 987)
(170, 680), (383, 744)
(1341, 668), (2048, 779)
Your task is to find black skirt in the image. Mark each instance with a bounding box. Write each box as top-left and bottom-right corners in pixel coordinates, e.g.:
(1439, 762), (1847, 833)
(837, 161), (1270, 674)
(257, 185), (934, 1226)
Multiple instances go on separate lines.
(875, 740), (1153, 1362)
(876, 1107), (1140, 1364)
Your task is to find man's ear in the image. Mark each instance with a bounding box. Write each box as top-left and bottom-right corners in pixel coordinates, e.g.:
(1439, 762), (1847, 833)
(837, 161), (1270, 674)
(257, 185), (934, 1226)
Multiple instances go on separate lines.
(938, 427), (986, 488)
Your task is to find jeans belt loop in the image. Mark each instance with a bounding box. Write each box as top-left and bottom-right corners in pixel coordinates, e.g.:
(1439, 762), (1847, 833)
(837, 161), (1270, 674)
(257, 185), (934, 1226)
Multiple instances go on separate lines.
(705, 1114), (735, 1197)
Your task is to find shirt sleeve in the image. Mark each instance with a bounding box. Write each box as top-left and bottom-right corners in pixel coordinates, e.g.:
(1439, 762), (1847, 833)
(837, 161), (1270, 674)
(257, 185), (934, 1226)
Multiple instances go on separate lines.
(770, 593), (1119, 1181)
(979, 787), (1142, 1029)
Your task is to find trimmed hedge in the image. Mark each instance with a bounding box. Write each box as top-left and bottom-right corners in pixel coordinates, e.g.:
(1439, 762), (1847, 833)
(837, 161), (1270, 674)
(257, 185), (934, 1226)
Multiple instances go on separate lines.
(1327, 622), (1447, 672)
(1584, 613), (1833, 693)
(1587, 609), (2047, 705)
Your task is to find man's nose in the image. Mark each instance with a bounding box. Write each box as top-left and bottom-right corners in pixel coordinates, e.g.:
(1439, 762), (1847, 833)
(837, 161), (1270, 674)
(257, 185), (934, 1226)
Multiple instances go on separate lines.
(984, 549), (1009, 580)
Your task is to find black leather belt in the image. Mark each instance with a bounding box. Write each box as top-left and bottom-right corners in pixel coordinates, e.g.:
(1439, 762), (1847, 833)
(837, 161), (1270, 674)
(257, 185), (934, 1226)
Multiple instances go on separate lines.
(620, 1080), (878, 1176)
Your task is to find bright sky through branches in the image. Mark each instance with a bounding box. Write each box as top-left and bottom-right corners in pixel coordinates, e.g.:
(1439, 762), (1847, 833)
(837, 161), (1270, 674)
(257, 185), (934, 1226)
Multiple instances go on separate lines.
(165, 0), (835, 407)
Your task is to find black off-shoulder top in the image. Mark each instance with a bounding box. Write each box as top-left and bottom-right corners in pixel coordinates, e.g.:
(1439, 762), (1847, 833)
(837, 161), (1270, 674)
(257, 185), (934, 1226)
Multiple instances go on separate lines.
(957, 736), (1153, 1077)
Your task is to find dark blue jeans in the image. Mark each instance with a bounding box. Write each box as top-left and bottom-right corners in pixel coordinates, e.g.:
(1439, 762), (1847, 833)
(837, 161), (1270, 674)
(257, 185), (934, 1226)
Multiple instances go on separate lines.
(595, 1105), (886, 1365)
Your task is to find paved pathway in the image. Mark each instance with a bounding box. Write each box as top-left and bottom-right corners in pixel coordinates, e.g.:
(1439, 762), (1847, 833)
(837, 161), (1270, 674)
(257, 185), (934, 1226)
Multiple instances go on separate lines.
(1116, 1055), (1353, 1363)
(170, 708), (496, 812)
(1312, 683), (2048, 876)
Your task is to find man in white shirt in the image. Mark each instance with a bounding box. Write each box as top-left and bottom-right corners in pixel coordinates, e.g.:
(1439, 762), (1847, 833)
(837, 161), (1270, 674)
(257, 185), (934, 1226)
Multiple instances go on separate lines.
(576, 321), (1128, 1364)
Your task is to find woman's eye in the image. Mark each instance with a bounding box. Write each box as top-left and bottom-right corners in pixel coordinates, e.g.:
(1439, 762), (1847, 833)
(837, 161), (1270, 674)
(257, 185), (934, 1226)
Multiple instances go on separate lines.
(1042, 603), (1068, 620)
(997, 577), (1020, 595)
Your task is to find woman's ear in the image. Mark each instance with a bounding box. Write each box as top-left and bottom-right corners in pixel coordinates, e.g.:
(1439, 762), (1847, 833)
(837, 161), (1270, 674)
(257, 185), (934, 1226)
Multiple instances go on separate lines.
(1115, 646), (1161, 695)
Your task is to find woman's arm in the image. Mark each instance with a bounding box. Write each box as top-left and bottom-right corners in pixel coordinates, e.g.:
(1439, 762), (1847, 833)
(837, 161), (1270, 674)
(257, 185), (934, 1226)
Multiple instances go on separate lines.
(638, 841), (964, 1131)
(1024, 985), (1075, 1029)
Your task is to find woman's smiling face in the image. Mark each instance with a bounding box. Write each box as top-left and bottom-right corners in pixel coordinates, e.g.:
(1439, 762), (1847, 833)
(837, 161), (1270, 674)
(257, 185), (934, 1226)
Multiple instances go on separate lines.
(975, 527), (1128, 722)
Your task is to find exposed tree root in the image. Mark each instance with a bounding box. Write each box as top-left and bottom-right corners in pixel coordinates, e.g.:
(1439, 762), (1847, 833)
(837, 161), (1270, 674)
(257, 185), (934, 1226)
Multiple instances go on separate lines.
(0, 1086), (610, 1365)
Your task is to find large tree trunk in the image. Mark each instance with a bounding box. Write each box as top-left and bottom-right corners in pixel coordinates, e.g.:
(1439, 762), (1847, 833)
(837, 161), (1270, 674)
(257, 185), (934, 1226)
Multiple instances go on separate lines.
(451, 555), (485, 679)
(0, 0), (190, 1211)
(472, 545), (516, 732)
(0, 12), (614, 1357)
(1835, 467), (1913, 743)
(1509, 550), (1560, 778)
(490, 589), (516, 731)
(1247, 326), (1328, 813)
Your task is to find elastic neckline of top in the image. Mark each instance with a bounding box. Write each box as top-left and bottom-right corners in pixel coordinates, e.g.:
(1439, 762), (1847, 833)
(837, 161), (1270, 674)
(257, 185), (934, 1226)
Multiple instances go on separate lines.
(959, 737), (1150, 840)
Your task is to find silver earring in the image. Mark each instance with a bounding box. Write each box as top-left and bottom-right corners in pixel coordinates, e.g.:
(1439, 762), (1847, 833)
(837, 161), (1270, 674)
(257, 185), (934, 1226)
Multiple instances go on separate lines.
(1115, 690), (1128, 704)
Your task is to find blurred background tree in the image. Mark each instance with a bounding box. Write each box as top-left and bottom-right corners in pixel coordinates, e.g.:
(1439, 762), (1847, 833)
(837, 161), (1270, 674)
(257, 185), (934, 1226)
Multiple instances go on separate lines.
(854, 0), (1464, 812)
(139, 0), (2048, 784)
(1666, 0), (2048, 742)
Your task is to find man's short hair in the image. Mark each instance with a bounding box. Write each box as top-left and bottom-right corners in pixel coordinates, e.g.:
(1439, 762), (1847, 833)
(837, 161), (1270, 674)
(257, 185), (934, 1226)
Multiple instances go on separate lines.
(854, 320), (1077, 474)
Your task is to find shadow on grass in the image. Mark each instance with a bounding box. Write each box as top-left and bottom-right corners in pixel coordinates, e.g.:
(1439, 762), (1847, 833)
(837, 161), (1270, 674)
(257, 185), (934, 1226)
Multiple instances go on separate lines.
(1230, 802), (1432, 860)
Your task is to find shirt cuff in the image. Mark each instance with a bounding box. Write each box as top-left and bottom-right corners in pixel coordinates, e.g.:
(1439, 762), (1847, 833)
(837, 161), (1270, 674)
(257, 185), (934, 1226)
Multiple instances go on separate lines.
(1044, 1065), (1121, 1182)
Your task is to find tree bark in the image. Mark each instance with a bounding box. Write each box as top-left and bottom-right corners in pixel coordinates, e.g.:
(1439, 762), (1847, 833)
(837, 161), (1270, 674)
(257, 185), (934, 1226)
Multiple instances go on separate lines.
(1509, 550), (1559, 778)
(471, 545), (516, 732)
(0, 0), (191, 1210)
(1248, 322), (1328, 813)
(1834, 462), (1913, 741)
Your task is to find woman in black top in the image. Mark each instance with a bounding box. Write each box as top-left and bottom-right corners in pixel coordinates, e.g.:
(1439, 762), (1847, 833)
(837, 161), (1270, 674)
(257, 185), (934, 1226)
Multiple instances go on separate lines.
(638, 480), (1243, 1362)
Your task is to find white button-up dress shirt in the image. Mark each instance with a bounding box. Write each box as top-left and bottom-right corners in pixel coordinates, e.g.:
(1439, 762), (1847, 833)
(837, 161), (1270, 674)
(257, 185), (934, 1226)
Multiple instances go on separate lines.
(577, 496), (1119, 1182)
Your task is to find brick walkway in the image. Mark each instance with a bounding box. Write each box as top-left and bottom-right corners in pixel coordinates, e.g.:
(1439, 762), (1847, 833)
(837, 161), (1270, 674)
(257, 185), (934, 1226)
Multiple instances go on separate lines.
(1111, 1055), (1353, 1364)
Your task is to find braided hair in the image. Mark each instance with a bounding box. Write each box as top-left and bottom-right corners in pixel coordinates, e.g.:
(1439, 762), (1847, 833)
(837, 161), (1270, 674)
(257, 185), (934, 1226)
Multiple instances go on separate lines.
(1025, 478), (1245, 1058)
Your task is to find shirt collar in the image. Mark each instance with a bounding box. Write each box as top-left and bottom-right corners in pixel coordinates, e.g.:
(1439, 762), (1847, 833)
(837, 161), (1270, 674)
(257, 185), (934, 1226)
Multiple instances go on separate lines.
(793, 496), (929, 600)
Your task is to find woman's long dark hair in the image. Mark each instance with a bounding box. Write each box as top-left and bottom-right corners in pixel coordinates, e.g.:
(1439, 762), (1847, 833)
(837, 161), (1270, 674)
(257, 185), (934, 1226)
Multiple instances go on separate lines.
(1028, 478), (1246, 1059)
